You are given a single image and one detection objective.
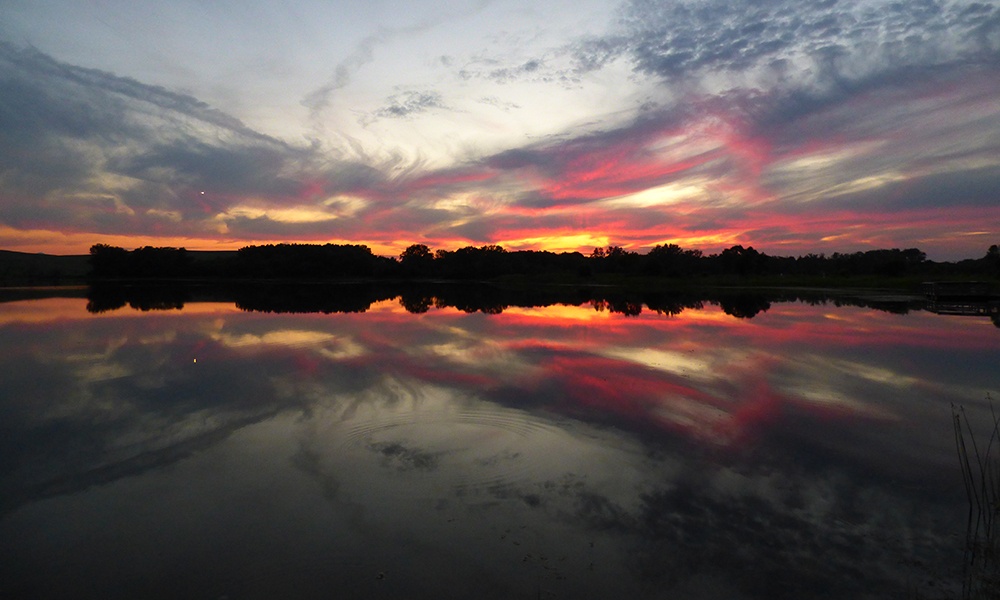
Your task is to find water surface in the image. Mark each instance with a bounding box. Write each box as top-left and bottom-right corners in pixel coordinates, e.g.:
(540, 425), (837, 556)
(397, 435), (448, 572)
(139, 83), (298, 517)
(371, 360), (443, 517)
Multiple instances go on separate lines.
(1, 287), (997, 599)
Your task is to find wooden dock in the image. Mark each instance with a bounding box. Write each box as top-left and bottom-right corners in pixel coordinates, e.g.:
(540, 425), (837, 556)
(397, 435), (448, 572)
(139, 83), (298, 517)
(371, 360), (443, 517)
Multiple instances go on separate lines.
(921, 281), (994, 300)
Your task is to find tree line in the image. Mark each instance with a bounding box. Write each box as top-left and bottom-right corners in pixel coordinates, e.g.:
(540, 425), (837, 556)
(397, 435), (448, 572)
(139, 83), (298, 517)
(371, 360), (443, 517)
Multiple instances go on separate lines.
(88, 241), (1000, 282)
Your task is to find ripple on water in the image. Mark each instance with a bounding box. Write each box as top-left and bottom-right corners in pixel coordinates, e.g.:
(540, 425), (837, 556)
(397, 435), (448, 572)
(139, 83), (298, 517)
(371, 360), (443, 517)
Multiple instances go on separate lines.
(335, 404), (564, 498)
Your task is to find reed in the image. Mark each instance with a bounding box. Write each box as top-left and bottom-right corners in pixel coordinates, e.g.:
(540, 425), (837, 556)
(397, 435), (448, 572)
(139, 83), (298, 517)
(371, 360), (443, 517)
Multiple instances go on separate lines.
(953, 396), (1000, 599)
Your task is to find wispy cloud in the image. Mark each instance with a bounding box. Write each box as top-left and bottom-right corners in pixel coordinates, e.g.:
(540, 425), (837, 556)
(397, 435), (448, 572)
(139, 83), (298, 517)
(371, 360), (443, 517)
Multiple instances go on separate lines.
(0, 41), (394, 241)
(601, 0), (1000, 82)
(372, 90), (447, 120)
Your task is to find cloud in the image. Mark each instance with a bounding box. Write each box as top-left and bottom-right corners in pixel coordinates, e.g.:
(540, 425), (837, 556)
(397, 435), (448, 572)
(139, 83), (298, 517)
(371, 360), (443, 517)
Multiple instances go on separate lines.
(561, 0), (1000, 141)
(0, 44), (283, 190)
(371, 90), (447, 120)
(300, 31), (385, 116)
(410, 0), (1000, 254)
(477, 96), (521, 111)
(301, 1), (497, 121)
(0, 42), (395, 240)
(609, 0), (1000, 82)
(459, 56), (577, 86)
(337, 69), (998, 256)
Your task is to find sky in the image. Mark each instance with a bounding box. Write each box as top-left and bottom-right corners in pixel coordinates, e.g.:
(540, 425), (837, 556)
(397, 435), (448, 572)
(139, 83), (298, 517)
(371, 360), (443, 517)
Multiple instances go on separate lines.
(1, 0), (998, 259)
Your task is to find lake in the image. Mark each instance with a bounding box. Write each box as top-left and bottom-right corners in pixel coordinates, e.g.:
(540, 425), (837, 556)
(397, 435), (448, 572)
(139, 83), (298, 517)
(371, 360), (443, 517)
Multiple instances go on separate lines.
(1, 284), (998, 599)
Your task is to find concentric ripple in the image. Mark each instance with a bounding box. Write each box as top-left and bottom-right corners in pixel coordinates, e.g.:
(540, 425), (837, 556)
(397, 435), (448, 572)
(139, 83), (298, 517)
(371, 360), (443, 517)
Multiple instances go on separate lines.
(334, 403), (565, 498)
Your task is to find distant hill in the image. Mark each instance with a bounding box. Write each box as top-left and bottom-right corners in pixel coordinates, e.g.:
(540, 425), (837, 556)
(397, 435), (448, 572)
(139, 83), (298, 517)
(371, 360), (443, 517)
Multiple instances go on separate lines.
(0, 249), (247, 286)
(0, 250), (91, 285)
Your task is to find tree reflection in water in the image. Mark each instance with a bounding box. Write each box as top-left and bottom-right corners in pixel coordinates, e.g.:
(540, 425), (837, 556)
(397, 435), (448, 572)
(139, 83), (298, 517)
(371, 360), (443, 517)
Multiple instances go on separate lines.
(83, 281), (925, 319)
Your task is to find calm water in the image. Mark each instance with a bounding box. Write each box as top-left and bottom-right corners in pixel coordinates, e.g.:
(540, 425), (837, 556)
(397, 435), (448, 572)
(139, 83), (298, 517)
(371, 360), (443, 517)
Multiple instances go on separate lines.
(1, 286), (998, 599)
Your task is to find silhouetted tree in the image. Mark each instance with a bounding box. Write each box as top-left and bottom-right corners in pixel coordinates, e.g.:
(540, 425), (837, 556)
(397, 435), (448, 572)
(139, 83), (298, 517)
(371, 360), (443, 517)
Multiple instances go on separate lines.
(131, 246), (191, 278)
(590, 245), (640, 274)
(89, 244), (130, 278)
(645, 243), (703, 276)
(88, 244), (190, 278)
(433, 244), (511, 279)
(234, 243), (379, 279)
(718, 245), (767, 276)
(399, 244), (435, 276)
(986, 244), (1000, 278)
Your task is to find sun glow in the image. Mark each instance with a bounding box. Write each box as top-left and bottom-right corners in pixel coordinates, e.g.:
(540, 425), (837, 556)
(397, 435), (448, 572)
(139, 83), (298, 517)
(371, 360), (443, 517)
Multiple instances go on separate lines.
(495, 233), (609, 253)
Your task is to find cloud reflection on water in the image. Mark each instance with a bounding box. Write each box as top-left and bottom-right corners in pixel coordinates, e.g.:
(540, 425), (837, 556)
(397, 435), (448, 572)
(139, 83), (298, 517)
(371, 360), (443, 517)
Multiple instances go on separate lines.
(0, 292), (997, 598)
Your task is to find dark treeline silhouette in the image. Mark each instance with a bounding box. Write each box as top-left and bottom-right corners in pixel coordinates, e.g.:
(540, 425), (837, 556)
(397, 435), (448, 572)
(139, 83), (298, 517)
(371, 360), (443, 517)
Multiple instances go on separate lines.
(89, 244), (192, 279)
(86, 281), (948, 323)
(232, 244), (394, 279)
(87, 242), (1000, 283)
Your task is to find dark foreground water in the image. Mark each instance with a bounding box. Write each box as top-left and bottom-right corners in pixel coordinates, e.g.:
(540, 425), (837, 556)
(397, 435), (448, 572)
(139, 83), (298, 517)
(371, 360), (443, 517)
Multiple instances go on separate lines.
(1, 285), (998, 599)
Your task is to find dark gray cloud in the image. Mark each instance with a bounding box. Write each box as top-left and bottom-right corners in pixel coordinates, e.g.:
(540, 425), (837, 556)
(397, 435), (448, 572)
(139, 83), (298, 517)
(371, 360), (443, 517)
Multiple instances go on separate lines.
(795, 164), (1000, 213)
(602, 0), (1000, 81)
(373, 90), (446, 119)
(0, 44), (288, 186)
(111, 139), (303, 197)
(0, 41), (391, 237)
(0, 43), (257, 138)
(556, 0), (1000, 140)
(460, 58), (551, 84)
(457, 49), (585, 88)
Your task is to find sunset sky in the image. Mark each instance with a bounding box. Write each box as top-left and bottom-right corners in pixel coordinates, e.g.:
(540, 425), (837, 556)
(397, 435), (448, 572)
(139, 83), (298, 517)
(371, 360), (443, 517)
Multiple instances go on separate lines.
(1, 0), (998, 259)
